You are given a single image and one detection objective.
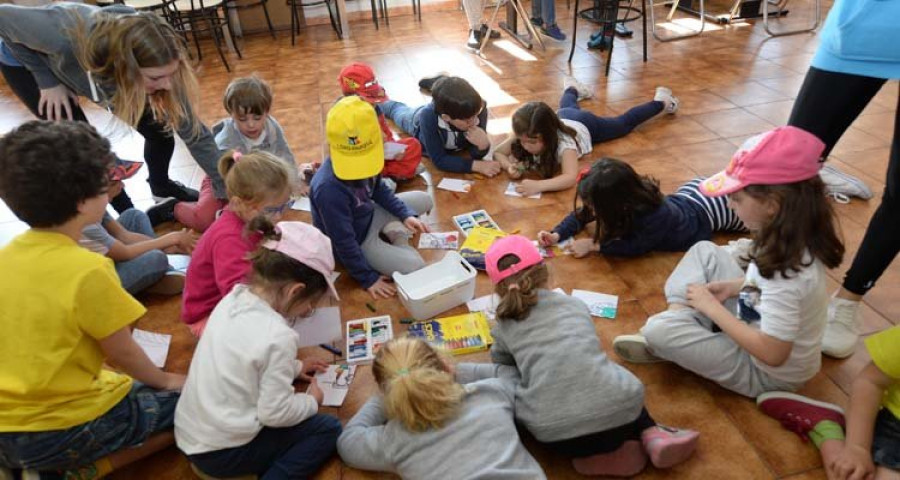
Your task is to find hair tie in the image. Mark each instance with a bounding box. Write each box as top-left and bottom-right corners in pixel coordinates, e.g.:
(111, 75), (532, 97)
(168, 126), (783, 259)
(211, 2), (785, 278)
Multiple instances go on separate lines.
(575, 165), (591, 184)
(233, 151), (243, 162)
(507, 283), (520, 291)
(396, 368), (410, 377)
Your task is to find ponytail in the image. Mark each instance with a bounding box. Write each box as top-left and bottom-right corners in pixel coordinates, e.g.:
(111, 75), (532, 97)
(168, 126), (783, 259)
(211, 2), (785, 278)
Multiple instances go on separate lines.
(494, 255), (549, 321)
(373, 338), (465, 432)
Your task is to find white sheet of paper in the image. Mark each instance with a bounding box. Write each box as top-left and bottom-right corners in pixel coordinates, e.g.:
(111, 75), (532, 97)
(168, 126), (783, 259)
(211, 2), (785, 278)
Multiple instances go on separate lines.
(132, 329), (171, 368)
(290, 196), (311, 212)
(384, 141), (408, 159)
(437, 178), (474, 193)
(167, 254), (190, 274)
(571, 290), (619, 319)
(418, 232), (460, 250)
(309, 365), (357, 407)
(292, 306), (342, 347)
(505, 182), (541, 199)
(467, 294), (500, 320)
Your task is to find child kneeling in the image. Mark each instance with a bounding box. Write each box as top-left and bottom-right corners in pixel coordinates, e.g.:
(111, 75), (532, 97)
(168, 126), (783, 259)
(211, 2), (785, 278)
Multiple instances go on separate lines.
(176, 221), (343, 479)
(484, 235), (699, 477)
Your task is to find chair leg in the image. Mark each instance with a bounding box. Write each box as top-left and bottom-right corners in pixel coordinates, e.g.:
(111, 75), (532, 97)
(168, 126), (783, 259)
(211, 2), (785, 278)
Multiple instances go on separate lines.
(326, 0), (342, 38)
(568, 0), (579, 62)
(261, 0), (277, 39)
(290, 0), (297, 45)
(188, 15), (203, 62)
(222, 10), (241, 59)
(382, 0), (389, 25)
(207, 15), (231, 71)
(605, 34), (613, 76)
(370, 0), (379, 28)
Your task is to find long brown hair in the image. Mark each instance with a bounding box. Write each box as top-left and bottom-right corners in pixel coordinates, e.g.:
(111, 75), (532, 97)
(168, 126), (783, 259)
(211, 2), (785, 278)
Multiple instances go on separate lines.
(511, 102), (581, 179)
(494, 255), (550, 321)
(575, 158), (664, 244)
(373, 337), (465, 432)
(75, 11), (201, 137)
(743, 177), (844, 278)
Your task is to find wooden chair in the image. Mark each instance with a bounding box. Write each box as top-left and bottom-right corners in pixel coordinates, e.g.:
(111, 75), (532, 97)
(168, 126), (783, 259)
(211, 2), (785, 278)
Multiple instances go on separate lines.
(287, 0), (342, 44)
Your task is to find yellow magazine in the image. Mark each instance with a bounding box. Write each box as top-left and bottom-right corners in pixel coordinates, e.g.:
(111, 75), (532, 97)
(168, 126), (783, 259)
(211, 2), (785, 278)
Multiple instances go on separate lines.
(459, 226), (507, 270)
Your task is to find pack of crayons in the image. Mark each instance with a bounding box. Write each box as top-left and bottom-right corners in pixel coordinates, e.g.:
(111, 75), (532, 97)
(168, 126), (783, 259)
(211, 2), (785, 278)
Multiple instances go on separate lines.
(346, 315), (394, 365)
(406, 312), (493, 356)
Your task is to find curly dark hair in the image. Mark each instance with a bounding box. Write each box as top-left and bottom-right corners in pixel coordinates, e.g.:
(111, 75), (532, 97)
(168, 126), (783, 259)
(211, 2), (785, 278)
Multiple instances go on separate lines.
(0, 121), (114, 228)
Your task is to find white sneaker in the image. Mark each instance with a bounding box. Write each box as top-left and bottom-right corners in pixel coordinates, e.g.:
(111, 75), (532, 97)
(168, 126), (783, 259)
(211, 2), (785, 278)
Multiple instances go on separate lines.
(654, 86), (679, 114)
(563, 76), (593, 101)
(820, 164), (873, 201)
(613, 334), (665, 363)
(822, 296), (861, 358)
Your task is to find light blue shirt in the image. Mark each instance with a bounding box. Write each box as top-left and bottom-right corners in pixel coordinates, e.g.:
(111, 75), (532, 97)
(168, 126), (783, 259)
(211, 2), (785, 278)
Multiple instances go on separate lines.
(0, 40), (22, 67)
(811, 0), (900, 80)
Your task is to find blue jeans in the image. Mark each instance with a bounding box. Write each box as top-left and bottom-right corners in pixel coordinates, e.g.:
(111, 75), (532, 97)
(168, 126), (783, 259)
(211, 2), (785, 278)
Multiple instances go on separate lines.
(0, 383), (179, 473)
(381, 100), (425, 137)
(873, 408), (900, 470)
(115, 209), (169, 294)
(557, 87), (664, 144)
(531, 0), (556, 26)
(188, 414), (342, 480)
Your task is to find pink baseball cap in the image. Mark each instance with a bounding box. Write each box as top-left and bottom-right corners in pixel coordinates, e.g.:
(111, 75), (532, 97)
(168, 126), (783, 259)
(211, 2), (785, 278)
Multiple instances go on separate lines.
(699, 126), (825, 197)
(262, 222), (340, 300)
(485, 235), (544, 284)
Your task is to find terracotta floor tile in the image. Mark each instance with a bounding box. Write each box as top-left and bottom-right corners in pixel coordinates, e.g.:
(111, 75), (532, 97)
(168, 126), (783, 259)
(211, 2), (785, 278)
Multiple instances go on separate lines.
(692, 108), (777, 139)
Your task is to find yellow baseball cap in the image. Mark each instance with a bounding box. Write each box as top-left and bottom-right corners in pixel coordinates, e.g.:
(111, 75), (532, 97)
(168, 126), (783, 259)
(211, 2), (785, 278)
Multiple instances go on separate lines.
(326, 96), (384, 180)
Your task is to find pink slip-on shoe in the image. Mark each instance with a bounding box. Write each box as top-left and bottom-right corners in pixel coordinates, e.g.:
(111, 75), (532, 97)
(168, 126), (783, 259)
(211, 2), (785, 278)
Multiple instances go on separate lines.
(641, 425), (700, 469)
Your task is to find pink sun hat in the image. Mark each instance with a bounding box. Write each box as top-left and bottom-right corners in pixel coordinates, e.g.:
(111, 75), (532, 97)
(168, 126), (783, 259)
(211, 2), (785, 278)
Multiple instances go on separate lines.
(262, 222), (339, 300)
(699, 126), (825, 197)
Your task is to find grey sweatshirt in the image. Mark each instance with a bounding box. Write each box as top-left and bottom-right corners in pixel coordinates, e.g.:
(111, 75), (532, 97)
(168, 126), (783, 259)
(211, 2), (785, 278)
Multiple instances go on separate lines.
(0, 3), (226, 198)
(213, 116), (297, 172)
(491, 289), (645, 443)
(337, 363), (546, 480)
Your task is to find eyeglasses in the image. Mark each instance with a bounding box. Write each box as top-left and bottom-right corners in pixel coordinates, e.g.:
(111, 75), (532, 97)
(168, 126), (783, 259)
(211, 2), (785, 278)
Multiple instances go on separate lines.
(262, 198), (295, 216)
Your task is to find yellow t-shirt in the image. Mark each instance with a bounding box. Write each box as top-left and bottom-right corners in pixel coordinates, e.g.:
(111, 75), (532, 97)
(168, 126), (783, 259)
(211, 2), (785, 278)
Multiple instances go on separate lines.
(864, 325), (900, 420)
(0, 230), (146, 432)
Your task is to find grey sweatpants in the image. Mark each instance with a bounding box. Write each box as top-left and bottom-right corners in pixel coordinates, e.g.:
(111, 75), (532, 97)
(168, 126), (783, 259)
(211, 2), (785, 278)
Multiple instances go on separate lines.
(361, 191), (433, 277)
(641, 241), (802, 398)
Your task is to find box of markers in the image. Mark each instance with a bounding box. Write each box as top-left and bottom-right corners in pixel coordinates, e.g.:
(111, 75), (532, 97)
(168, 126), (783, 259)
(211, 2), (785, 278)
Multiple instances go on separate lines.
(406, 312), (493, 356)
(346, 315), (394, 365)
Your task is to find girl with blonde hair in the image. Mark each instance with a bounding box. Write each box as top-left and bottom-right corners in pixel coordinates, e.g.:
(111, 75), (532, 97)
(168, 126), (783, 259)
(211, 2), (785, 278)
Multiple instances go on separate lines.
(338, 337), (546, 479)
(182, 150), (295, 337)
(0, 3), (224, 218)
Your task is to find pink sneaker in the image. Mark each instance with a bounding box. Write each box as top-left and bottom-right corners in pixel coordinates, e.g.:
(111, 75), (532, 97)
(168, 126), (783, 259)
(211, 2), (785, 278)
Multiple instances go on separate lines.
(756, 392), (845, 442)
(641, 425), (699, 469)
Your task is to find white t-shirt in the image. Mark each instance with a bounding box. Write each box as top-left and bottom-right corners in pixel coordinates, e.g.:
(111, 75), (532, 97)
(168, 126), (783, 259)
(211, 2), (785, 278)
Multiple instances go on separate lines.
(557, 119), (592, 159)
(738, 257), (827, 385)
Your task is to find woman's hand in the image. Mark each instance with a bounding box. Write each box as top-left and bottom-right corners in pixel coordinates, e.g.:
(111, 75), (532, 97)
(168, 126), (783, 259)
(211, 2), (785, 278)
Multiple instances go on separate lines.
(39, 85), (79, 122)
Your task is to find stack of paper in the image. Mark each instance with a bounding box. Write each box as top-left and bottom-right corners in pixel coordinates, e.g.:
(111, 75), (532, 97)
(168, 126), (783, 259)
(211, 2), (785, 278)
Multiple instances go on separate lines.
(437, 178), (473, 193)
(571, 290), (619, 319)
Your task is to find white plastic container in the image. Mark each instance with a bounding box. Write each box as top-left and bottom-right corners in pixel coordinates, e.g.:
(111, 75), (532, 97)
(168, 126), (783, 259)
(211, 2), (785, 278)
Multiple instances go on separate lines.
(393, 251), (477, 321)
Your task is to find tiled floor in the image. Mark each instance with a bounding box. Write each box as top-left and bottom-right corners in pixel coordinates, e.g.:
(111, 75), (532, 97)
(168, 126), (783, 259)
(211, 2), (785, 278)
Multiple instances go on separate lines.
(1, 0), (898, 478)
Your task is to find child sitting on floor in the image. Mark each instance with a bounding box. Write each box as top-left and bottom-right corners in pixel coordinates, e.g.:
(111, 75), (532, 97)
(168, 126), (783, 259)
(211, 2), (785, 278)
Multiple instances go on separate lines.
(484, 235), (700, 477)
(310, 96), (433, 299)
(81, 169), (198, 296)
(0, 121), (185, 480)
(181, 150), (295, 337)
(177, 75), (300, 231)
(337, 337), (547, 479)
(493, 78), (678, 196)
(537, 157), (745, 258)
(176, 221), (342, 480)
(757, 325), (900, 480)
(380, 75), (501, 177)
(338, 62), (423, 184)
(613, 127), (845, 398)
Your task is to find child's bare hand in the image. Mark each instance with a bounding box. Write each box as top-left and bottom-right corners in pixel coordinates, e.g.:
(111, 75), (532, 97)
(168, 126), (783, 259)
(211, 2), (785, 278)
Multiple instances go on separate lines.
(308, 378), (325, 405)
(570, 238), (596, 258)
(297, 358), (330, 381)
(515, 180), (542, 197)
(404, 216), (430, 234)
(537, 231), (559, 247)
(163, 373), (187, 391)
(506, 163), (523, 179)
(367, 276), (396, 299)
(828, 444), (875, 480)
(706, 280), (740, 303)
(296, 181), (311, 197)
(464, 126), (490, 150)
(686, 284), (719, 313)
(472, 160), (501, 177)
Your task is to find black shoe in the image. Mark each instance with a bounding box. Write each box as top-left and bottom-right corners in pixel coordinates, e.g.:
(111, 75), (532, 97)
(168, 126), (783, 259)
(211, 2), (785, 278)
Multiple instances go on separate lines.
(418, 73), (448, 93)
(149, 179), (199, 202)
(479, 23), (500, 39)
(466, 29), (481, 50)
(147, 198), (179, 226)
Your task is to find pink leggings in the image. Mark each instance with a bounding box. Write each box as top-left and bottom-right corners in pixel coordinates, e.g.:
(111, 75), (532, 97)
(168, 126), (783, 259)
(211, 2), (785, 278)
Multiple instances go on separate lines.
(174, 177), (228, 232)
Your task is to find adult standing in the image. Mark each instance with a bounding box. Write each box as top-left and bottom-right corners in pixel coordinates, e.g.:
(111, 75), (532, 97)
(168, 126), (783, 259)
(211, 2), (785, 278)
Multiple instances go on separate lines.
(0, 2), (226, 218)
(787, 0), (900, 358)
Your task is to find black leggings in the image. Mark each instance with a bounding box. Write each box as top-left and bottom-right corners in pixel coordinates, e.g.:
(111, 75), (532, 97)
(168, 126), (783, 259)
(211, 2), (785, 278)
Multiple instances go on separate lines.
(542, 408), (656, 458)
(788, 66), (900, 295)
(0, 64), (176, 213)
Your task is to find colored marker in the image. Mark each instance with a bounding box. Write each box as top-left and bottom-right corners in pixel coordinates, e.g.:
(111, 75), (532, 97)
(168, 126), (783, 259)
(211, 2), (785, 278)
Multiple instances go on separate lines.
(319, 343), (342, 356)
(366, 302), (377, 312)
(400, 317), (415, 324)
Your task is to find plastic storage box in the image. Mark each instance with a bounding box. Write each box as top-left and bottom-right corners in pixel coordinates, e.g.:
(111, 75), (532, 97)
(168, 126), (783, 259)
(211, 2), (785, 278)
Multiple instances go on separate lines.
(392, 251), (477, 321)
